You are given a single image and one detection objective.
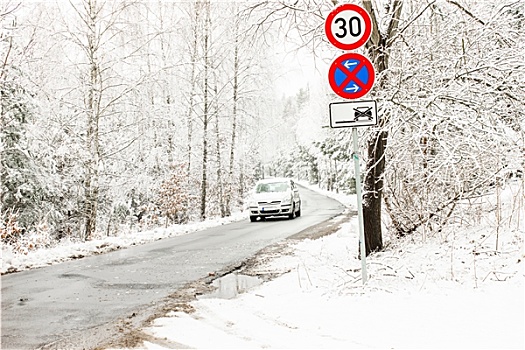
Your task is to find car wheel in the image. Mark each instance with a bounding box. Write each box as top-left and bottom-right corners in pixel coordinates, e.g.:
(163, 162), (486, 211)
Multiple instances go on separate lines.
(250, 216), (257, 222)
(288, 204), (296, 220)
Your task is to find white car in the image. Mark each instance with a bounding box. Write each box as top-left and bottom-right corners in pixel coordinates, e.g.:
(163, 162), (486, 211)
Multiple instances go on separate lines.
(248, 178), (302, 222)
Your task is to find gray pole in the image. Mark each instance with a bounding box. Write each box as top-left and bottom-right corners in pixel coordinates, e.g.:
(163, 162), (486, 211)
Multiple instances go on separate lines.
(352, 127), (367, 284)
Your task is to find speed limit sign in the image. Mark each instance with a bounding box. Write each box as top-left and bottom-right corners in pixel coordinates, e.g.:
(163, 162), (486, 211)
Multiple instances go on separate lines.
(325, 4), (372, 50)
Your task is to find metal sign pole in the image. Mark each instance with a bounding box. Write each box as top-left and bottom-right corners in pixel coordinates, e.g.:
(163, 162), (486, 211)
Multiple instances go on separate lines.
(352, 127), (367, 284)
(325, 4), (374, 285)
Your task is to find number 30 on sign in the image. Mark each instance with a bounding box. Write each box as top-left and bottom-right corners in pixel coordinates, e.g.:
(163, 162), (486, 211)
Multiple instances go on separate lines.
(325, 4), (372, 51)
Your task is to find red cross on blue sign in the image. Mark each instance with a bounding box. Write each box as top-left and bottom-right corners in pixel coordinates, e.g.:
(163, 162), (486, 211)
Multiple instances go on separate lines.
(328, 52), (375, 100)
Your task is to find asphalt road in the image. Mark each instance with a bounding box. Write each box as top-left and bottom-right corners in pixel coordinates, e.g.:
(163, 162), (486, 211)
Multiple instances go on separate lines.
(1, 186), (345, 349)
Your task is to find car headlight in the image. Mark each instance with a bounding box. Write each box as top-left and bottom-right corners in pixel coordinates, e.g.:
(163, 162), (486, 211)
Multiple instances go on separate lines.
(248, 198), (258, 207)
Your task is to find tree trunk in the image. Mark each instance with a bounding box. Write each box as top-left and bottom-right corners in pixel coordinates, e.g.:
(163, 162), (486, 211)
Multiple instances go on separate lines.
(361, 0), (403, 255)
(200, 0), (211, 220)
(83, 0), (101, 241)
(362, 129), (386, 253)
(226, 25), (240, 217)
(186, 1), (200, 178)
(213, 72), (226, 218)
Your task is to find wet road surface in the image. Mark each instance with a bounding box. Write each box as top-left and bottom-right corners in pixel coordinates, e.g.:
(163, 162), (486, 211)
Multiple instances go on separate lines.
(1, 186), (345, 349)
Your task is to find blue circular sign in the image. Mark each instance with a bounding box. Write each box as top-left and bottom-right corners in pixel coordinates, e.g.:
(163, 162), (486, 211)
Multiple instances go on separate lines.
(328, 53), (375, 100)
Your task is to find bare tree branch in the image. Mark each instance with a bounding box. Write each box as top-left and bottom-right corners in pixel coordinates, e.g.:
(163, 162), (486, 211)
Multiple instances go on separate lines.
(446, 0), (485, 26)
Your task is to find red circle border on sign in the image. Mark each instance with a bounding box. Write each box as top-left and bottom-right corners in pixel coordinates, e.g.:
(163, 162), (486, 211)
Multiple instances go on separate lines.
(325, 4), (372, 51)
(328, 53), (375, 100)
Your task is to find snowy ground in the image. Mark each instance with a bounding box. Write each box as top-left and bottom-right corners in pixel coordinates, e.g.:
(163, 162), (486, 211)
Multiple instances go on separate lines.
(2, 183), (524, 349)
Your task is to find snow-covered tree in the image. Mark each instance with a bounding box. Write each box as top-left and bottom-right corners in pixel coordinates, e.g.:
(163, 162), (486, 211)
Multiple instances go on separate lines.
(0, 4), (46, 231)
(381, 1), (525, 237)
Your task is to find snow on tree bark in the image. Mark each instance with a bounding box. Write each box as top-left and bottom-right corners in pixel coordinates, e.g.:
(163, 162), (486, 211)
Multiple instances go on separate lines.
(82, 0), (101, 241)
(200, 0), (211, 220)
(359, 0), (403, 255)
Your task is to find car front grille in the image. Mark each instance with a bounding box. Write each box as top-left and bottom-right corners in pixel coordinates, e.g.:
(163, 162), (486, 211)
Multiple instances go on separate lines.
(258, 200), (281, 205)
(261, 209), (280, 214)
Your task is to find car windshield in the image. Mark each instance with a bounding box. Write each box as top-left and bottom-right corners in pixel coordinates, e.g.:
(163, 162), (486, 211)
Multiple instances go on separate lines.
(255, 181), (289, 193)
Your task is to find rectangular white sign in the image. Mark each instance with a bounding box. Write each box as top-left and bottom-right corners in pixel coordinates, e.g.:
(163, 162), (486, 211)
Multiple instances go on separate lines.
(329, 100), (377, 128)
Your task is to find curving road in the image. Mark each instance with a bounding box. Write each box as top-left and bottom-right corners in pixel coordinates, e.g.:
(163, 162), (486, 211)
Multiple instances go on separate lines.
(1, 186), (345, 349)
